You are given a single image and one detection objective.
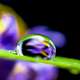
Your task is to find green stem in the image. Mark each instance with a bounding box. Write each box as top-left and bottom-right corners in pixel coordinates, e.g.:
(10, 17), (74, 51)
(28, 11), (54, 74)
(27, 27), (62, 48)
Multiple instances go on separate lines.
(0, 49), (80, 74)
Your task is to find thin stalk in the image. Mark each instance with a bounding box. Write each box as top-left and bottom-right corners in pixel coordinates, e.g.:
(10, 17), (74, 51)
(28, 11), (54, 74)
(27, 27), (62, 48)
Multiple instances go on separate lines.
(0, 49), (80, 74)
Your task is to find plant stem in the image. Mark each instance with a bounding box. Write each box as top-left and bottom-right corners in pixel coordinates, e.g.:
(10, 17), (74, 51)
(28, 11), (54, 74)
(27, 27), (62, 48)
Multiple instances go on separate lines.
(0, 49), (80, 74)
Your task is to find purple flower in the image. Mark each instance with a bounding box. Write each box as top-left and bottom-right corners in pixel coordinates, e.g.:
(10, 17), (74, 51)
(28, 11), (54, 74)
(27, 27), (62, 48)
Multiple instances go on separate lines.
(0, 15), (58, 80)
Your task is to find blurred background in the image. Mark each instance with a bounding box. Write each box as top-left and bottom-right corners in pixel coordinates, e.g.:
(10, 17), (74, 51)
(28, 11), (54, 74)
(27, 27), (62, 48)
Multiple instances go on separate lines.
(0, 0), (80, 80)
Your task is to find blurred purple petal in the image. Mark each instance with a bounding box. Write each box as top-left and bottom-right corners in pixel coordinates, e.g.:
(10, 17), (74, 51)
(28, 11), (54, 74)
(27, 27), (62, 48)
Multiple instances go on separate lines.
(0, 15), (19, 50)
(28, 25), (66, 48)
(8, 61), (58, 80)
